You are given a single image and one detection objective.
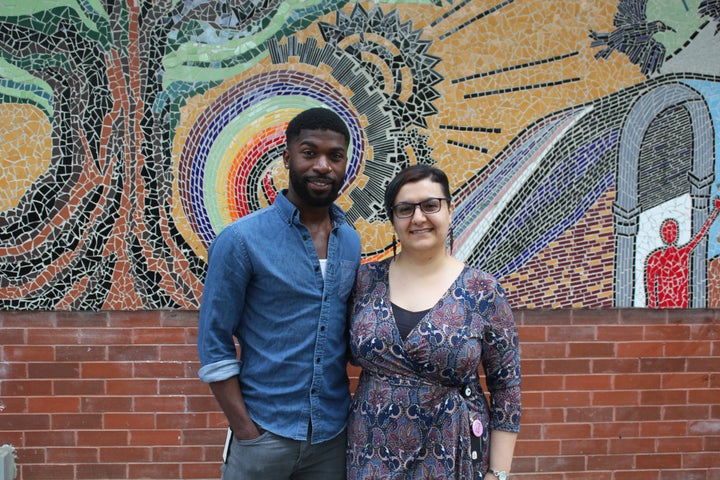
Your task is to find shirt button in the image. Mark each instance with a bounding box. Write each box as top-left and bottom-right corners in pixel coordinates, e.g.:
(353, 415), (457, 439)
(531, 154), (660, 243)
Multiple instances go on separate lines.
(316, 357), (321, 363)
(320, 326), (326, 331)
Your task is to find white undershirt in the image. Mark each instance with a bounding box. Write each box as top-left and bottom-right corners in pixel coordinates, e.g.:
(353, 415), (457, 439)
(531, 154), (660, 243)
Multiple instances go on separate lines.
(319, 259), (327, 279)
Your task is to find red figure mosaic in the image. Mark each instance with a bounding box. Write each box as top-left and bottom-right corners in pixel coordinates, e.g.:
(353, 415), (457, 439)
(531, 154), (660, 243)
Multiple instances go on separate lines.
(646, 198), (720, 308)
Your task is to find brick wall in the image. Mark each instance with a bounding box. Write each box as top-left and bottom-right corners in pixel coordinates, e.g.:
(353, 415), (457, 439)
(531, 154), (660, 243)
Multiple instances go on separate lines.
(1, 310), (718, 479)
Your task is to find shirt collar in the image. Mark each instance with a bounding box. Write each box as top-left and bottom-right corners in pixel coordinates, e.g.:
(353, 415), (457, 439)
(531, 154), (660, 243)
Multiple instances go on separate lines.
(274, 189), (348, 228)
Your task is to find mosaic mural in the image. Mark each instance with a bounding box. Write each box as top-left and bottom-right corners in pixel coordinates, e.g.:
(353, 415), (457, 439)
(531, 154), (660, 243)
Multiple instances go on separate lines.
(1, 0), (719, 310)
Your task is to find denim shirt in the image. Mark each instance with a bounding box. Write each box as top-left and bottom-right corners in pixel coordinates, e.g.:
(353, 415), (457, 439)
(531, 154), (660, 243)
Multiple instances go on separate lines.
(197, 191), (361, 444)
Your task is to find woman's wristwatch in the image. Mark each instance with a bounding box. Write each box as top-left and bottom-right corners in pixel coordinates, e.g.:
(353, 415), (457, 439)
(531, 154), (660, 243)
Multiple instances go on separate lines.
(488, 469), (508, 480)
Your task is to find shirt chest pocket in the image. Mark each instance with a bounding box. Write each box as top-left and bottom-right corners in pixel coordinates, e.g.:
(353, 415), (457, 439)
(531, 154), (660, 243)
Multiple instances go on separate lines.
(337, 259), (357, 300)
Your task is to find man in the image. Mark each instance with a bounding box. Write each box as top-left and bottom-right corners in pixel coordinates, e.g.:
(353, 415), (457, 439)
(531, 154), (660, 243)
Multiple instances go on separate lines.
(197, 107), (361, 479)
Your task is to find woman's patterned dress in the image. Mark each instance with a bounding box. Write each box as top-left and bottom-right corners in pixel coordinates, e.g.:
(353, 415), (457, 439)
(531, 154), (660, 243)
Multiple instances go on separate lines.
(347, 259), (521, 479)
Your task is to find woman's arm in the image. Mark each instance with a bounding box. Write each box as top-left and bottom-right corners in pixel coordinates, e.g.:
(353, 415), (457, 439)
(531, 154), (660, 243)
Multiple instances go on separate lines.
(485, 430), (518, 479)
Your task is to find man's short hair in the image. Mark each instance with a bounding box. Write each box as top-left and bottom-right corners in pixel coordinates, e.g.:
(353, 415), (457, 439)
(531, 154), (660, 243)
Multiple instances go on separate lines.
(286, 107), (351, 146)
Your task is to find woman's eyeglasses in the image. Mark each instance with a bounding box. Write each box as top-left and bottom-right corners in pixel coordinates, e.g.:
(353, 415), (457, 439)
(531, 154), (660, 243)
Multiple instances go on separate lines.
(391, 197), (449, 219)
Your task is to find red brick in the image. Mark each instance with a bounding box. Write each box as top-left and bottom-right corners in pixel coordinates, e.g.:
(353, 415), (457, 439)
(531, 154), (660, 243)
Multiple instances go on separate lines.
(597, 325), (643, 341)
(0, 414), (50, 430)
(639, 389), (687, 405)
(80, 396), (133, 413)
(27, 329), (82, 345)
(594, 421), (639, 438)
(77, 463), (127, 479)
(156, 413), (211, 430)
(182, 462), (223, 479)
(640, 420), (688, 437)
(615, 470), (660, 480)
(107, 379), (158, 395)
(586, 453), (634, 470)
(522, 374), (565, 391)
(665, 341), (711, 356)
(690, 323), (720, 340)
(134, 395), (185, 412)
(565, 374), (612, 390)
(160, 344), (197, 361)
(544, 359), (591, 374)
(640, 357), (686, 372)
(617, 341), (666, 357)
(568, 342), (615, 357)
(615, 373), (662, 389)
(592, 357), (639, 373)
(608, 437), (655, 453)
(3, 308), (717, 479)
(131, 429), (182, 446)
(687, 357), (720, 371)
(133, 361), (185, 378)
(522, 406), (564, 424)
(158, 378), (208, 395)
(1, 379), (53, 396)
(664, 405), (710, 422)
(561, 439), (608, 455)
(82, 361), (133, 378)
(547, 325), (596, 341)
(521, 342), (566, 359)
(660, 470), (707, 480)
(656, 436), (703, 452)
(54, 379), (105, 395)
(25, 430), (76, 447)
(663, 372), (711, 389)
(104, 413), (156, 429)
(151, 445), (203, 462)
(565, 407), (613, 423)
(28, 362), (80, 378)
(22, 464), (75, 479)
(28, 396), (80, 412)
(537, 454), (587, 471)
(688, 419), (720, 435)
(2, 328), (27, 347)
(99, 447), (152, 462)
(544, 423), (592, 439)
(108, 345), (160, 361)
(79, 328), (133, 345)
(543, 391), (591, 407)
(517, 325), (547, 341)
(129, 462), (180, 479)
(643, 325), (691, 340)
(614, 405), (662, 421)
(53, 413), (103, 429)
(56, 345), (108, 361)
(46, 446), (99, 463)
(592, 390), (638, 406)
(3, 345), (54, 361)
(77, 430), (129, 446)
(636, 453), (681, 469)
(516, 439), (561, 455)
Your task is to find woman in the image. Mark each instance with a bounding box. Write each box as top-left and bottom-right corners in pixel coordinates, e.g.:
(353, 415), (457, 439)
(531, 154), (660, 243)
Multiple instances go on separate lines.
(347, 165), (521, 480)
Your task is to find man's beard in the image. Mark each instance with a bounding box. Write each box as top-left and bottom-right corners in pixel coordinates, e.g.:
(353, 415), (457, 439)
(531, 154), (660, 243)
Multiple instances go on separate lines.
(289, 169), (343, 208)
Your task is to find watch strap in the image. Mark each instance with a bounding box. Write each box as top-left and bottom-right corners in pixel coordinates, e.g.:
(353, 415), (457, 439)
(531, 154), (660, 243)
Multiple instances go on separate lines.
(490, 469), (508, 480)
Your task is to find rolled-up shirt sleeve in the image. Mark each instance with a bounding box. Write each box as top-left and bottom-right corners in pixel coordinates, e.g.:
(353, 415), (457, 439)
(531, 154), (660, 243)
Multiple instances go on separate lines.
(197, 225), (250, 384)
